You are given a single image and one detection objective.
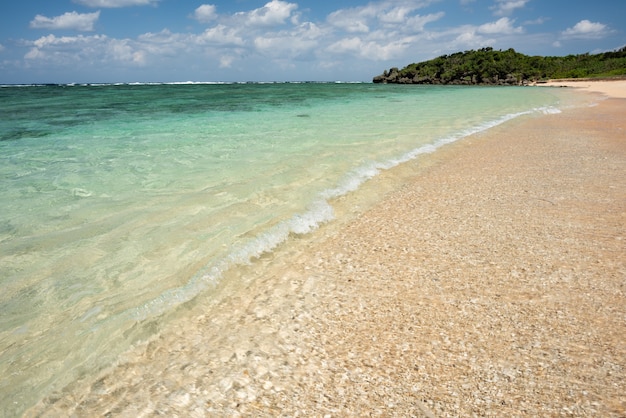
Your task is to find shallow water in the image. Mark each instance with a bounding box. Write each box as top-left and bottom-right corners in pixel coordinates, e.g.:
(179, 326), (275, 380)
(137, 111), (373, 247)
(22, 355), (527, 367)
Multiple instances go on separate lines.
(0, 82), (585, 415)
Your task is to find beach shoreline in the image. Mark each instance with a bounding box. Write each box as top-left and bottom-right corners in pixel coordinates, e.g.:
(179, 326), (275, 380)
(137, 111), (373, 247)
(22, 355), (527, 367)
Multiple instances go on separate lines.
(29, 83), (626, 417)
(536, 77), (626, 99)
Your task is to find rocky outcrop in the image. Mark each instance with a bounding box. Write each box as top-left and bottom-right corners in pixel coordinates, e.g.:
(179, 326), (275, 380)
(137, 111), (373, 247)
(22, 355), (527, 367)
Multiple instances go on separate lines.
(373, 68), (527, 85)
(372, 67), (400, 84)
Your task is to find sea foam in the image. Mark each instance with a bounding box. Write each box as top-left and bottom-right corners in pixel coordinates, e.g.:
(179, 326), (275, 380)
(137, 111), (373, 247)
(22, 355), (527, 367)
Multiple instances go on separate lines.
(129, 104), (559, 321)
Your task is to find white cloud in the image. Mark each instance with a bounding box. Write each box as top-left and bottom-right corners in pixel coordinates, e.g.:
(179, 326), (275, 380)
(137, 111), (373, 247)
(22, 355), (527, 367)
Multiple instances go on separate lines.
(379, 6), (415, 24)
(30, 34), (97, 49)
(29, 11), (100, 32)
(108, 39), (146, 64)
(405, 12), (445, 32)
(490, 0), (529, 17)
(327, 36), (362, 54)
(253, 22), (323, 60)
(136, 27), (248, 69)
(73, 0), (158, 7)
(254, 35), (315, 58)
(561, 20), (610, 40)
(455, 31), (486, 45)
(137, 29), (189, 57)
(478, 17), (523, 34)
(234, 0), (298, 27)
(193, 4), (217, 23)
(216, 55), (233, 68)
(433, 16), (527, 53)
(445, 28), (493, 51)
(326, 32), (416, 61)
(197, 25), (245, 47)
(327, 11), (370, 33)
(25, 34), (146, 66)
(296, 21), (326, 40)
(25, 34), (100, 59)
(326, 4), (379, 33)
(327, 1), (439, 34)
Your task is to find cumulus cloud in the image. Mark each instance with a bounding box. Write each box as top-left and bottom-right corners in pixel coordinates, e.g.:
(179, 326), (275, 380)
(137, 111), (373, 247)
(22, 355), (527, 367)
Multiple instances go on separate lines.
(326, 30), (418, 61)
(134, 27), (248, 68)
(378, 6), (416, 24)
(438, 16), (523, 52)
(136, 29), (191, 57)
(233, 0), (298, 27)
(323, 1), (443, 61)
(455, 31), (490, 46)
(254, 22), (323, 60)
(25, 34), (146, 65)
(327, 0), (440, 34)
(478, 17), (523, 34)
(561, 20), (610, 40)
(254, 35), (314, 58)
(108, 38), (146, 64)
(327, 10), (370, 33)
(442, 27), (493, 51)
(197, 25), (245, 46)
(405, 12), (445, 32)
(26, 34), (101, 59)
(490, 0), (529, 16)
(73, 0), (158, 7)
(193, 4), (217, 23)
(30, 11), (100, 31)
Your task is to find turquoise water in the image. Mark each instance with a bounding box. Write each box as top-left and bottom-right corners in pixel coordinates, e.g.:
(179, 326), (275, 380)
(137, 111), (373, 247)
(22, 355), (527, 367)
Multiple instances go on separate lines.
(0, 83), (578, 415)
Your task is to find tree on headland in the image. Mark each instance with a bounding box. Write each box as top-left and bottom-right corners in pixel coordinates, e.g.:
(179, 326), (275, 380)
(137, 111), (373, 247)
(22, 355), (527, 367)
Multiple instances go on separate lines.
(373, 46), (626, 85)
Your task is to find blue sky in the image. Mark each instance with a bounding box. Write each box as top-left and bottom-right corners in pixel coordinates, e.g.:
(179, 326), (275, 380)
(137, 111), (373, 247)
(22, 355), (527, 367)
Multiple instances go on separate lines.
(0, 0), (624, 83)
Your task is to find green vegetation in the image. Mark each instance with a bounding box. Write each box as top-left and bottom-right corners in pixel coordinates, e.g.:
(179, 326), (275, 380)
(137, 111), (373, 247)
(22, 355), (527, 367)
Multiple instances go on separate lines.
(373, 46), (626, 85)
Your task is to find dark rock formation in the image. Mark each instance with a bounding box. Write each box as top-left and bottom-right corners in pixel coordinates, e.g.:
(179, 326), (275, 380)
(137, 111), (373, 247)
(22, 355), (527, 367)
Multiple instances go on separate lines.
(373, 67), (527, 85)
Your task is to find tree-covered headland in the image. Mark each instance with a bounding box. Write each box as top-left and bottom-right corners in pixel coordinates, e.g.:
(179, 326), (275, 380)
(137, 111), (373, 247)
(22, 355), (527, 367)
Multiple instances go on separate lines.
(373, 46), (626, 85)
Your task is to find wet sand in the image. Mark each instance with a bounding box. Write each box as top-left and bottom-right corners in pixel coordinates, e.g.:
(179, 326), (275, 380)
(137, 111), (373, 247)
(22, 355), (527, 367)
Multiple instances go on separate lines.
(30, 92), (625, 417)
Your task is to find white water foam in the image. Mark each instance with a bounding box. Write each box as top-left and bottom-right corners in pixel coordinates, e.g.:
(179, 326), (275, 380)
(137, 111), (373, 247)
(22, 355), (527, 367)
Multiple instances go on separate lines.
(127, 105), (557, 322)
(539, 106), (562, 114)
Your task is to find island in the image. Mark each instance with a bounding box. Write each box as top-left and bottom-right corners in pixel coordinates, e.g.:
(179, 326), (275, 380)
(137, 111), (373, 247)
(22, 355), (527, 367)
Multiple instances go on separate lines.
(373, 46), (626, 85)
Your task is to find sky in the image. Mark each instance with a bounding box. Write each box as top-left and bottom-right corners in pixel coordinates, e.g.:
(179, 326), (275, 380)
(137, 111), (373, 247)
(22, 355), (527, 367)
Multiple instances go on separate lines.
(0, 0), (624, 84)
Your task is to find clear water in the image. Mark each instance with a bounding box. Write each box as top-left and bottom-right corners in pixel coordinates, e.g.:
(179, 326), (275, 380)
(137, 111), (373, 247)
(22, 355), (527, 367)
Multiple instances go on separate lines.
(0, 82), (579, 415)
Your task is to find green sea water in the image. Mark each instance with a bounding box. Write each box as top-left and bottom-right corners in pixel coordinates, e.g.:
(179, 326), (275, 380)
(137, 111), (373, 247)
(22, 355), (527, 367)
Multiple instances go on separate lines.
(0, 82), (585, 415)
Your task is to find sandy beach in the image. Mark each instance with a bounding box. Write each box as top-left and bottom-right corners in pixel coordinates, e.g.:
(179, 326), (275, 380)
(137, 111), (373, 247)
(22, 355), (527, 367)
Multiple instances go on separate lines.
(539, 78), (626, 99)
(31, 83), (625, 417)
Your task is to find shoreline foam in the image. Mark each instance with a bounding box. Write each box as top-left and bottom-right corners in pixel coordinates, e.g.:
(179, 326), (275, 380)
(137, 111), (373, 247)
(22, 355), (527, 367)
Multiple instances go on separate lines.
(28, 88), (626, 417)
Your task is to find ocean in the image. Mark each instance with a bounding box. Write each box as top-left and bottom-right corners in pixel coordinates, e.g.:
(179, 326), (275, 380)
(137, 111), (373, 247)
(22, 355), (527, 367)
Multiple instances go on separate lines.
(0, 82), (584, 415)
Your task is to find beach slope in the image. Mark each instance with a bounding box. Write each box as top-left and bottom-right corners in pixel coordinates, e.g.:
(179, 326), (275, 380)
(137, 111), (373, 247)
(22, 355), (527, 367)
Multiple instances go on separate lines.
(247, 93), (625, 417)
(31, 88), (626, 417)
